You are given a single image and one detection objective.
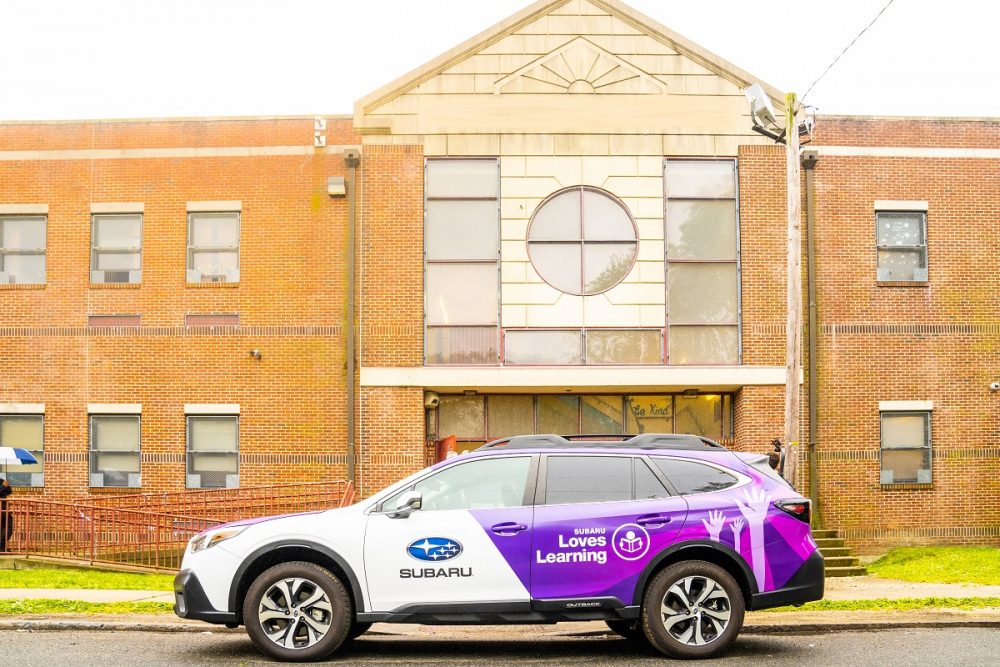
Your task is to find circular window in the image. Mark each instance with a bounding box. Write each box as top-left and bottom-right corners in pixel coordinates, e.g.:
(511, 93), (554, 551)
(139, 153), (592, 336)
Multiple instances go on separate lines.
(527, 186), (638, 296)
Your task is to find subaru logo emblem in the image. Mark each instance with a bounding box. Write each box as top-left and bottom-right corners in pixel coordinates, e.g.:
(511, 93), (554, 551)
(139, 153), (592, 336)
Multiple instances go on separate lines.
(407, 537), (463, 562)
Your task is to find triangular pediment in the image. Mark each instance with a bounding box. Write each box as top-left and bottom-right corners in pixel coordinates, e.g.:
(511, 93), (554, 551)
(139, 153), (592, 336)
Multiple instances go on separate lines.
(495, 36), (664, 95)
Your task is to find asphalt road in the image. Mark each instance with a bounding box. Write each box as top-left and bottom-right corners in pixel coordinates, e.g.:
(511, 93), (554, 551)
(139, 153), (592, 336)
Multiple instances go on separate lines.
(1, 627), (997, 666)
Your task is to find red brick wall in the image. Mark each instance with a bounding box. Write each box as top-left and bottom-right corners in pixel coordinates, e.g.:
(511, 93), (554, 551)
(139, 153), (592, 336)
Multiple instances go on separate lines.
(814, 115), (1000, 148)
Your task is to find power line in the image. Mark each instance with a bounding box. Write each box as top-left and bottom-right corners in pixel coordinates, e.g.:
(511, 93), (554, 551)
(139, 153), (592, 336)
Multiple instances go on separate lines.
(800, 0), (898, 105)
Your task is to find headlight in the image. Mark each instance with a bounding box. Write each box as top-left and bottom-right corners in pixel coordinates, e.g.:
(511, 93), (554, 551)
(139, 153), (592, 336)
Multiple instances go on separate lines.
(190, 527), (247, 553)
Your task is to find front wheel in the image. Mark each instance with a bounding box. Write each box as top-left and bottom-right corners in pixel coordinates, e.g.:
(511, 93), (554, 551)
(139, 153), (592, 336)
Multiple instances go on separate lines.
(641, 560), (745, 659)
(243, 561), (352, 662)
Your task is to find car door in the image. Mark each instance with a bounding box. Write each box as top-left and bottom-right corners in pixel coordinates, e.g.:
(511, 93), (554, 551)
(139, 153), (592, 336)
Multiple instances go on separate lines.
(363, 454), (536, 613)
(530, 454), (688, 606)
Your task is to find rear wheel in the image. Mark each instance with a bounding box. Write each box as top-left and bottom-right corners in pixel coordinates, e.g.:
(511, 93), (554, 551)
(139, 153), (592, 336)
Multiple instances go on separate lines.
(605, 619), (645, 641)
(641, 560), (744, 659)
(243, 561), (351, 662)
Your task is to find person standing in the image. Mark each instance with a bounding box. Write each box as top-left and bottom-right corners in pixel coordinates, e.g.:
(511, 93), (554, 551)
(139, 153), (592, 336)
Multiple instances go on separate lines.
(0, 479), (12, 552)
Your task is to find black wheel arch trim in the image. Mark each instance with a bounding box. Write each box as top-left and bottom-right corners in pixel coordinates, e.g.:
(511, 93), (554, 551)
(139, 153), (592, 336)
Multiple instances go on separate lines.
(632, 539), (759, 606)
(228, 539), (365, 615)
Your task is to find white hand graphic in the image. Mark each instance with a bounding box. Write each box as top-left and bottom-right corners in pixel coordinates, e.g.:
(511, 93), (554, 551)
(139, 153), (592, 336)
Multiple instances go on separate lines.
(701, 509), (727, 542)
(734, 488), (772, 589)
(731, 517), (745, 554)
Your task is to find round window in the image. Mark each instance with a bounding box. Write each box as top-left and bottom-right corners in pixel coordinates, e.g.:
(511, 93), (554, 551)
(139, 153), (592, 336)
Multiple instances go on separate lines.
(527, 186), (638, 296)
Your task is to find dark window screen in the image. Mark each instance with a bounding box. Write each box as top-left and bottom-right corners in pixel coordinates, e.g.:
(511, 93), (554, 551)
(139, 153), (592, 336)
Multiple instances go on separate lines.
(652, 458), (737, 495)
(635, 459), (671, 500)
(545, 456), (631, 505)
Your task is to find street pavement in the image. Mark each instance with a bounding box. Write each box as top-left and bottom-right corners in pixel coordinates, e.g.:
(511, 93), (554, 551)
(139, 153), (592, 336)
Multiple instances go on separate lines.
(0, 626), (997, 666)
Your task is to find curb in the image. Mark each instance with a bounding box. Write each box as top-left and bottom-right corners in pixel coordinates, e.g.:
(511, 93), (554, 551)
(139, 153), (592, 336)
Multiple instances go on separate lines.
(0, 620), (242, 634)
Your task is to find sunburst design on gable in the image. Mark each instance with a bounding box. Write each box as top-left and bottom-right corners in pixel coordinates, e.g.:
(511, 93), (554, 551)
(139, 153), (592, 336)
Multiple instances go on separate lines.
(494, 37), (665, 95)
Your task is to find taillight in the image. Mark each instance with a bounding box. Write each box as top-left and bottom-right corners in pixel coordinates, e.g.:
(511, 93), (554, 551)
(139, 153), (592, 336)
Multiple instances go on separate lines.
(774, 498), (811, 524)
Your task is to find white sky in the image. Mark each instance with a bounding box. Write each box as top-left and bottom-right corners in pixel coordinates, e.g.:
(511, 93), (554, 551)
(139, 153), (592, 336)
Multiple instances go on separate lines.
(1, 0), (997, 121)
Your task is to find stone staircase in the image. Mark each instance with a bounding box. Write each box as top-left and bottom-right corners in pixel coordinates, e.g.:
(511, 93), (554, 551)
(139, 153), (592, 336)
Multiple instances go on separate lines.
(813, 529), (868, 577)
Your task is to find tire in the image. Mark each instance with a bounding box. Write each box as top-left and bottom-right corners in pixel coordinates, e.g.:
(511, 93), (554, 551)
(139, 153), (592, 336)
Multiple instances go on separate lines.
(243, 561), (352, 662)
(641, 560), (745, 660)
(605, 619), (646, 641)
(346, 621), (372, 641)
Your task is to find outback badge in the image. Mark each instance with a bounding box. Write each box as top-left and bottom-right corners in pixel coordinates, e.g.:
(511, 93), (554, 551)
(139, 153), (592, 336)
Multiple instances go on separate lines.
(407, 537), (463, 562)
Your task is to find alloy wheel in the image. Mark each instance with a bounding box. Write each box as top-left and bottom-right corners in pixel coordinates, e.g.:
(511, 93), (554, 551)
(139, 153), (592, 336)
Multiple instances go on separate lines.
(257, 577), (334, 650)
(659, 575), (732, 646)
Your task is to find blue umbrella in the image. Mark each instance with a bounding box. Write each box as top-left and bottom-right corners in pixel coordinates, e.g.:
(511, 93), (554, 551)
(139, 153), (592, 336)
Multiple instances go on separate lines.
(1, 447), (37, 477)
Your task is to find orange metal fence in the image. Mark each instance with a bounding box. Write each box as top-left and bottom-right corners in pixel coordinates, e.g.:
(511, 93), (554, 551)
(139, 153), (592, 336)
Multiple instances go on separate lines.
(0, 481), (356, 571)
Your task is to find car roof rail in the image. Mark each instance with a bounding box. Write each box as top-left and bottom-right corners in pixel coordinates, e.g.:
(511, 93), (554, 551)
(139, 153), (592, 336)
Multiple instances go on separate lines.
(476, 433), (726, 451)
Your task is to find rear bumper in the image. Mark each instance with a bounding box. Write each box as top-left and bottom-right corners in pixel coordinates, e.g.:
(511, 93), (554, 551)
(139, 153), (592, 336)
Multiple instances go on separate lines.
(748, 549), (825, 610)
(174, 569), (238, 625)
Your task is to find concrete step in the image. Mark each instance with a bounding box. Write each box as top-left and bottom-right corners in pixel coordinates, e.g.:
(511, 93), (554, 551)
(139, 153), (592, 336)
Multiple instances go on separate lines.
(814, 538), (845, 549)
(825, 566), (868, 577)
(811, 529), (840, 539)
(823, 555), (861, 568)
(816, 546), (851, 558)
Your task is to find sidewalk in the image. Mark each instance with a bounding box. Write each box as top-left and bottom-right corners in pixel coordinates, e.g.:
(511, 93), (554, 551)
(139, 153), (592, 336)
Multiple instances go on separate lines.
(1, 576), (998, 636)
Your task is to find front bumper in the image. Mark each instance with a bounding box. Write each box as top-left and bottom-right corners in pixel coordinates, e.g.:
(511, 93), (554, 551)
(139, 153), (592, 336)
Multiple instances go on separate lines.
(748, 549), (825, 610)
(174, 569), (239, 625)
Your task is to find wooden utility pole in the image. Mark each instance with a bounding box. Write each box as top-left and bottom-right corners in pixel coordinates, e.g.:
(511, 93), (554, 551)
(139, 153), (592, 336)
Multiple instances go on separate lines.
(783, 92), (802, 487)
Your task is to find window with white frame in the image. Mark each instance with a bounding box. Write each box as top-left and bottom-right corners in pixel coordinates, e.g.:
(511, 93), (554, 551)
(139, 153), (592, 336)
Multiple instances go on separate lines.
(876, 211), (927, 281)
(187, 212), (239, 283)
(92, 214), (142, 284)
(0, 414), (44, 487)
(880, 410), (932, 484)
(186, 415), (239, 488)
(664, 160), (739, 364)
(0, 216), (46, 284)
(89, 414), (141, 488)
(424, 159), (499, 365)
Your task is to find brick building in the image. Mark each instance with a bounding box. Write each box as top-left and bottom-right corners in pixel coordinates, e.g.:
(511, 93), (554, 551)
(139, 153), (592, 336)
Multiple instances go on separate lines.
(1, 0), (997, 552)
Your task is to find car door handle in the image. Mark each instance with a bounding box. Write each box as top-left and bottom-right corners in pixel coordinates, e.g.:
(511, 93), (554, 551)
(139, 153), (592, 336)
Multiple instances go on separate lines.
(491, 522), (528, 535)
(636, 514), (673, 527)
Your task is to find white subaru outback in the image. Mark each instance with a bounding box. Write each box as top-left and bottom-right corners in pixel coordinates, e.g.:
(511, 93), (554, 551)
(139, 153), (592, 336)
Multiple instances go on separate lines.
(174, 434), (823, 661)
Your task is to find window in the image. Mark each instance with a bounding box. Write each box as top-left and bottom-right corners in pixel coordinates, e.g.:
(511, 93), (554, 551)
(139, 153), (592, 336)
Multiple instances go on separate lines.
(880, 411), (932, 484)
(527, 186), (638, 296)
(0, 216), (46, 284)
(635, 459), (671, 500)
(186, 416), (239, 488)
(0, 415), (44, 486)
(92, 214), (141, 284)
(425, 159), (499, 365)
(187, 212), (239, 283)
(384, 456), (531, 512)
(665, 160), (739, 364)
(545, 456), (632, 504)
(876, 211), (927, 281)
(652, 458), (738, 495)
(504, 329), (663, 365)
(90, 415), (141, 488)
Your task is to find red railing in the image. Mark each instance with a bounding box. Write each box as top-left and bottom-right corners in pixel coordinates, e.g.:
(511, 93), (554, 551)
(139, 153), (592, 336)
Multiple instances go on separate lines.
(0, 482), (357, 571)
(73, 480), (356, 523)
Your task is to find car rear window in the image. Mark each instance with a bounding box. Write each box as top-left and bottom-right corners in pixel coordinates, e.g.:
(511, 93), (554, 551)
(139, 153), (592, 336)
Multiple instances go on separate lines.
(545, 456), (632, 504)
(652, 458), (738, 495)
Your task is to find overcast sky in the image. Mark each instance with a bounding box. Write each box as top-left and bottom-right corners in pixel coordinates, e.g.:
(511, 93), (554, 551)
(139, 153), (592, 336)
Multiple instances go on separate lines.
(1, 0), (996, 121)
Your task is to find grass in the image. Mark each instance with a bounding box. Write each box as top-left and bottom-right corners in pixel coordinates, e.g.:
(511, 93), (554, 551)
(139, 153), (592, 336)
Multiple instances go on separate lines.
(763, 596), (1000, 613)
(868, 546), (1000, 586)
(0, 599), (174, 615)
(0, 567), (174, 591)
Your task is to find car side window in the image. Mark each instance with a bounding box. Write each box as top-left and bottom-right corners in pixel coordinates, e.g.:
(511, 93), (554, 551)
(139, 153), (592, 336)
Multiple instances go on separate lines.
(651, 458), (737, 495)
(383, 456), (531, 512)
(544, 456), (632, 505)
(634, 458), (671, 500)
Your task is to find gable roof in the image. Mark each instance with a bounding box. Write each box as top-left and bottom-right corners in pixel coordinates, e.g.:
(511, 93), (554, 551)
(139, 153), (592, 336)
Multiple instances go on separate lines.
(354, 0), (785, 124)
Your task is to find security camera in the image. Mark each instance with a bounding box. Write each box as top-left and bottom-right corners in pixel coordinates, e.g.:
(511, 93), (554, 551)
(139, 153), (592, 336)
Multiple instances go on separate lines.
(743, 82), (777, 127)
(990, 382), (1000, 392)
(424, 391), (440, 409)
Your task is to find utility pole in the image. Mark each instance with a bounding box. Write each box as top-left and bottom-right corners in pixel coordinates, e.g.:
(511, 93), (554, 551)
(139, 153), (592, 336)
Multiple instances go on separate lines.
(783, 92), (802, 487)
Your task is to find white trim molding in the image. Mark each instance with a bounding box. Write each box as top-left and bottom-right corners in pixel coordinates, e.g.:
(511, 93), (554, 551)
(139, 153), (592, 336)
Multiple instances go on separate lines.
(187, 200), (241, 213)
(88, 403), (142, 414)
(879, 400), (933, 412)
(0, 403), (45, 414)
(91, 202), (144, 214)
(360, 366), (793, 393)
(0, 204), (48, 215)
(874, 200), (928, 212)
(185, 403), (240, 415)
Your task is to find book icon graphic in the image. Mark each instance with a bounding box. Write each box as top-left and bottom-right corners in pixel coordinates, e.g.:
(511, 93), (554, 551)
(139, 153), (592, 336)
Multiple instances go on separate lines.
(619, 530), (644, 554)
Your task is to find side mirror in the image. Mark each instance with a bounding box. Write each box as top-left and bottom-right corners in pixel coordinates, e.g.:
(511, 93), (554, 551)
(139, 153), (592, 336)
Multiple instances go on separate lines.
(387, 490), (422, 519)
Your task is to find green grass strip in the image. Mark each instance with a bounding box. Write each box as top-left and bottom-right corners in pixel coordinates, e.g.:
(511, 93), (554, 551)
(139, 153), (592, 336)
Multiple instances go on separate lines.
(0, 568), (174, 591)
(763, 596), (1000, 612)
(0, 599), (174, 615)
(868, 547), (1000, 586)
